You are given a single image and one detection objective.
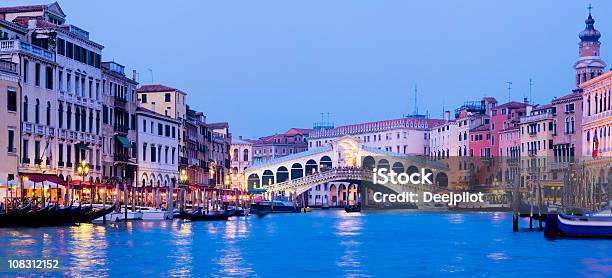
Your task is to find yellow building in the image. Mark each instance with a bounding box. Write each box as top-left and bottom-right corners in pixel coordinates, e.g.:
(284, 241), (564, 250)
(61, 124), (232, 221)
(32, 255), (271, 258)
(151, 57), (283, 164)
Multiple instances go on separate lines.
(0, 59), (19, 187)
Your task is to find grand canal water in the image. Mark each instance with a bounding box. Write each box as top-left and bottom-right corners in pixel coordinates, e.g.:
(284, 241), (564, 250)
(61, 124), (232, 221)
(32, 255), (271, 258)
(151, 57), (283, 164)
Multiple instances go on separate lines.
(0, 210), (610, 277)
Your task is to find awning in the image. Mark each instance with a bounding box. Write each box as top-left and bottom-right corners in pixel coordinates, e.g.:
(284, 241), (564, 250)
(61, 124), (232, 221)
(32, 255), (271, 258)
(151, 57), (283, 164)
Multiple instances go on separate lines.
(248, 188), (267, 194)
(116, 136), (130, 148)
(23, 173), (65, 184)
(77, 143), (91, 151)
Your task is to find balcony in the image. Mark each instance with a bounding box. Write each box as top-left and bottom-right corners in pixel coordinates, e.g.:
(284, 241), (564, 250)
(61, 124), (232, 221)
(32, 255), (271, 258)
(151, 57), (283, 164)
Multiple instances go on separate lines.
(0, 59), (17, 74)
(58, 161), (64, 167)
(584, 110), (612, 124)
(113, 153), (130, 162)
(520, 112), (554, 124)
(180, 157), (188, 165)
(527, 150), (538, 157)
(7, 147), (16, 153)
(114, 125), (129, 134)
(0, 39), (55, 61)
(114, 96), (127, 108)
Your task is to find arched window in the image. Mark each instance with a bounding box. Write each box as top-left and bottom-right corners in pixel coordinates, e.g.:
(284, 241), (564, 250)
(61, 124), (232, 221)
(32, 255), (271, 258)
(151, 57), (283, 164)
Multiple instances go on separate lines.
(243, 149), (249, 162)
(23, 96), (28, 122)
(35, 98), (40, 124)
(46, 101), (51, 125)
(58, 102), (63, 128)
(233, 148), (239, 161)
(66, 105), (72, 129)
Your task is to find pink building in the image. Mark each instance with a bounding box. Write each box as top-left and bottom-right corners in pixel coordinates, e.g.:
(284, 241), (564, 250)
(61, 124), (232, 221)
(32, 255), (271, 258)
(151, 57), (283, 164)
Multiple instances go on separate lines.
(551, 92), (582, 165)
(490, 101), (529, 157)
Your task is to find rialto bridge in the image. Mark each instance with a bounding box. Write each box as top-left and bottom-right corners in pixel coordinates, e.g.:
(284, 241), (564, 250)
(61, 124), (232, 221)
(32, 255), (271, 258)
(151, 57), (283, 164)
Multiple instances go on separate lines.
(244, 136), (450, 206)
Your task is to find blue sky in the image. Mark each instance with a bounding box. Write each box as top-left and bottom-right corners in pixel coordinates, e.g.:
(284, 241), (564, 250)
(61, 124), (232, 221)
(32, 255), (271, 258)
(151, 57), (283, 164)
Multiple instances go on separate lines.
(18, 0), (611, 138)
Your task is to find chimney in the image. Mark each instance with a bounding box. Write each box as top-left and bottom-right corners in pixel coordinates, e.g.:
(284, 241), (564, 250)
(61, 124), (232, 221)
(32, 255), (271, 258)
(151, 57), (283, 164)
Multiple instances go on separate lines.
(132, 70), (137, 81)
(239, 136), (243, 140)
(444, 110), (450, 121)
(524, 97), (528, 104)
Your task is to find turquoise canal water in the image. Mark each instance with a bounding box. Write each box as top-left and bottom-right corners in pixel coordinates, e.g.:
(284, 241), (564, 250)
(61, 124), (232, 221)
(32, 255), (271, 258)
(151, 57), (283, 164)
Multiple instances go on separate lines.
(0, 210), (610, 277)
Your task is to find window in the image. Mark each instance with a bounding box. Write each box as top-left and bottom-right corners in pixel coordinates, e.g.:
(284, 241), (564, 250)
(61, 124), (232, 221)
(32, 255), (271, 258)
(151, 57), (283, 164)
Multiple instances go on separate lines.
(66, 41), (73, 58)
(45, 66), (53, 89)
(165, 125), (170, 137)
(23, 59), (28, 83)
(58, 103), (63, 128)
(143, 119), (147, 132)
(158, 123), (162, 136)
(57, 38), (65, 55)
(46, 102), (51, 125)
(150, 146), (156, 162)
(142, 143), (147, 161)
(141, 94), (147, 103)
(35, 99), (40, 124)
(35, 63), (41, 86)
(66, 73), (72, 92)
(7, 88), (16, 112)
(165, 93), (171, 102)
(7, 129), (15, 153)
(58, 143), (63, 163)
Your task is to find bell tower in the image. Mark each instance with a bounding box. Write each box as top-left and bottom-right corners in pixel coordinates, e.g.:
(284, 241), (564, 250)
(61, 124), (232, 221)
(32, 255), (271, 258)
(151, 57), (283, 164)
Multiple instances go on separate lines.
(574, 5), (606, 86)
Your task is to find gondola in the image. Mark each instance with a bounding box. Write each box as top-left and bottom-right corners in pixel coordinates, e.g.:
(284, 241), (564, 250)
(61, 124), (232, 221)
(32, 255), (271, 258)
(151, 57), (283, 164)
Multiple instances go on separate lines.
(179, 210), (230, 221)
(79, 205), (117, 223)
(225, 209), (246, 217)
(0, 204), (32, 227)
(344, 204), (362, 213)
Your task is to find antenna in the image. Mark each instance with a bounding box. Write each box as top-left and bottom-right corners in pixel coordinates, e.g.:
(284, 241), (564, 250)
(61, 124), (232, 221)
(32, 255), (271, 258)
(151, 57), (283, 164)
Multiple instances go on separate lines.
(148, 68), (154, 84)
(506, 81), (512, 101)
(528, 78), (534, 104)
(414, 84), (418, 116)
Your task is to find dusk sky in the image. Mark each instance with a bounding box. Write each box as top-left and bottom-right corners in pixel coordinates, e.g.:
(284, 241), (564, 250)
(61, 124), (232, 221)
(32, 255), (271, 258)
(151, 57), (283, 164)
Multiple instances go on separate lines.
(19, 0), (611, 138)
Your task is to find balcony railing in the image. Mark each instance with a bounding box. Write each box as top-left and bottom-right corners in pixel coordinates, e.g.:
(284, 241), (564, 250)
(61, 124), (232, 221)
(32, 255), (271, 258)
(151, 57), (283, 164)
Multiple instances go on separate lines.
(520, 112), (554, 124)
(0, 39), (55, 61)
(114, 125), (129, 133)
(113, 153), (130, 162)
(0, 59), (17, 73)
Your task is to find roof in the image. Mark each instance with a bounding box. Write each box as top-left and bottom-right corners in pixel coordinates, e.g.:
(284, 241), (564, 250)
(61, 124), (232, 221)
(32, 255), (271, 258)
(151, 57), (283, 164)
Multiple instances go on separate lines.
(0, 2), (65, 17)
(495, 101), (527, 110)
(250, 145), (333, 169)
(137, 84), (178, 93)
(0, 4), (46, 13)
(232, 138), (252, 145)
(136, 107), (180, 123)
(207, 122), (229, 128)
(470, 123), (490, 132)
(310, 117), (445, 139)
(285, 128), (312, 135)
(552, 92), (582, 105)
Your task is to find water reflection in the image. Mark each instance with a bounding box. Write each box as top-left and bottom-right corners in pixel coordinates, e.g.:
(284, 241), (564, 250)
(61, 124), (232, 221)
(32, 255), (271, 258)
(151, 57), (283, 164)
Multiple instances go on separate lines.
(65, 224), (109, 276)
(213, 219), (255, 277)
(169, 221), (194, 277)
(335, 213), (369, 277)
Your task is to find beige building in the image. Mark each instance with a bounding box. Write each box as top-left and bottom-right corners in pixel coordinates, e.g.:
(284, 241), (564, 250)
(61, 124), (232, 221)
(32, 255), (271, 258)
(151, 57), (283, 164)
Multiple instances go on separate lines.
(519, 104), (555, 186)
(0, 59), (19, 187)
(230, 137), (252, 191)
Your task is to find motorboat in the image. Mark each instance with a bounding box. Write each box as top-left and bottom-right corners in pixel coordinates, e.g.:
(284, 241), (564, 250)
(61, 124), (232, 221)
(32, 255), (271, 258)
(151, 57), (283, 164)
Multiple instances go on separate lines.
(251, 198), (300, 213)
(545, 211), (612, 238)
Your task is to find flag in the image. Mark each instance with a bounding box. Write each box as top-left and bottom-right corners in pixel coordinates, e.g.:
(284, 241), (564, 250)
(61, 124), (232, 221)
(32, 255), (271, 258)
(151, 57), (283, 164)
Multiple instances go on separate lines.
(592, 134), (599, 159)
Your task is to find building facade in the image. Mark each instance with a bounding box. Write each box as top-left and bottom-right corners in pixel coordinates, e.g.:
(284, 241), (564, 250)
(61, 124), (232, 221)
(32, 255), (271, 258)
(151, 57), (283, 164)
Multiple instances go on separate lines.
(135, 107), (180, 195)
(0, 59), (19, 186)
(100, 61), (138, 185)
(251, 128), (311, 163)
(308, 118), (443, 156)
(230, 137), (252, 191)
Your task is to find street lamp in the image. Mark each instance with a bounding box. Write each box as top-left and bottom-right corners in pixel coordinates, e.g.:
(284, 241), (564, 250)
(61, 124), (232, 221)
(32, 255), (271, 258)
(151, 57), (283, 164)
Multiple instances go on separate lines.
(180, 169), (188, 185)
(77, 159), (89, 182)
(224, 174), (230, 189)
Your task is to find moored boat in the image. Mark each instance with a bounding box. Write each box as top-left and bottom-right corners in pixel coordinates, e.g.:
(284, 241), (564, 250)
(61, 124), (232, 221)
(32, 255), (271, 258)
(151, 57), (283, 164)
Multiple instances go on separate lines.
(251, 199), (300, 213)
(179, 210), (229, 221)
(345, 204), (361, 213)
(545, 213), (612, 238)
